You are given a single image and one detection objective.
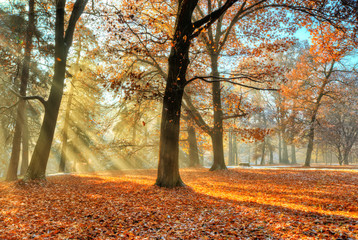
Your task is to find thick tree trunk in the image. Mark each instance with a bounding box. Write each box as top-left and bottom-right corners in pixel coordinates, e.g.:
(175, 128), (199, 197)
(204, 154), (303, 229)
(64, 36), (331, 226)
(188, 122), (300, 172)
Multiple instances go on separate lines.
(343, 147), (352, 165)
(188, 125), (200, 167)
(209, 54), (226, 171)
(6, 0), (34, 181)
(156, 81), (185, 187)
(24, 0), (87, 180)
(156, 1), (196, 187)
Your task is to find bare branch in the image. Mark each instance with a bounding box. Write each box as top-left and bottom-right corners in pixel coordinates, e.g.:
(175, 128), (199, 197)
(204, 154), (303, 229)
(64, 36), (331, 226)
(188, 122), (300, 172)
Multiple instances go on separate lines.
(185, 76), (278, 91)
(10, 89), (47, 107)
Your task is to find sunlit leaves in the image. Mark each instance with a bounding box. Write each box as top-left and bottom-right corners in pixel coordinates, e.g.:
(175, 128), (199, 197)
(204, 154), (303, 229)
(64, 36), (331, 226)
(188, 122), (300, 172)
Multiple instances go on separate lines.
(0, 169), (357, 238)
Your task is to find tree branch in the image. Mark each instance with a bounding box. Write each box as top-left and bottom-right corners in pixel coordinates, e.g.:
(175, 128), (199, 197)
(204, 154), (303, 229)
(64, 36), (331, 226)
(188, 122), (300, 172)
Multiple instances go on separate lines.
(185, 75), (278, 91)
(10, 89), (47, 107)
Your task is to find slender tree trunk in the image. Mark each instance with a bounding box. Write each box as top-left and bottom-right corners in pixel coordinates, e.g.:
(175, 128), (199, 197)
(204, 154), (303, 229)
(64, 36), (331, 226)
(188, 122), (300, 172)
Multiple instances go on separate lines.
(59, 81), (74, 172)
(304, 64), (333, 167)
(20, 104), (29, 175)
(278, 131), (283, 164)
(260, 139), (266, 165)
(209, 54), (227, 171)
(59, 39), (82, 173)
(6, 0), (35, 181)
(291, 144), (297, 164)
(304, 125), (315, 167)
(24, 0), (88, 180)
(228, 128), (233, 165)
(315, 145), (319, 163)
(233, 134), (238, 165)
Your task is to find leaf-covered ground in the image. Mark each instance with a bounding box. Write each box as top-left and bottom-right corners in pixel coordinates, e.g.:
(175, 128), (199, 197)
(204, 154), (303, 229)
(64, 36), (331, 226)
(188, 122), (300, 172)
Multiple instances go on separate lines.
(1, 168), (357, 239)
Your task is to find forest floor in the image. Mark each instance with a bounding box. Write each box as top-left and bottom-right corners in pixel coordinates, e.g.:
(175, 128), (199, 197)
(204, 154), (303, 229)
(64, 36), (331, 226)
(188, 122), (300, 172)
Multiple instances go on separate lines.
(0, 168), (357, 239)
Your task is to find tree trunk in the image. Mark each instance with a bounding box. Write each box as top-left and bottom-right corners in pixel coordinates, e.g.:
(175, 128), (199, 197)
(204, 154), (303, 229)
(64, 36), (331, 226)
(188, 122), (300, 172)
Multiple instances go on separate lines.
(156, 80), (185, 187)
(6, 0), (35, 181)
(209, 54), (227, 171)
(59, 81), (74, 172)
(304, 126), (315, 167)
(24, 0), (88, 180)
(20, 103), (29, 175)
(282, 138), (289, 164)
(59, 38), (82, 173)
(188, 125), (200, 167)
(304, 65), (332, 167)
(343, 147), (352, 165)
(291, 144), (297, 164)
(260, 139), (266, 165)
(278, 131), (283, 164)
(233, 134), (238, 165)
(156, 1), (196, 187)
(228, 128), (234, 165)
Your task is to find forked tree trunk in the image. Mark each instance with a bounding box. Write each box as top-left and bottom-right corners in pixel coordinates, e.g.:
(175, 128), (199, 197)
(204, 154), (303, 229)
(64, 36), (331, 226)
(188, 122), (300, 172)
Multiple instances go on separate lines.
(6, 0), (34, 181)
(304, 63), (333, 167)
(156, 1), (196, 187)
(24, 0), (88, 180)
(156, 0), (236, 187)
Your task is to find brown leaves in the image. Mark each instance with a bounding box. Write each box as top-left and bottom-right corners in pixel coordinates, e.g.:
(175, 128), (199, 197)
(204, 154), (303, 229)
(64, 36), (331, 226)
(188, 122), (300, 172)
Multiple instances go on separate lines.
(0, 169), (357, 239)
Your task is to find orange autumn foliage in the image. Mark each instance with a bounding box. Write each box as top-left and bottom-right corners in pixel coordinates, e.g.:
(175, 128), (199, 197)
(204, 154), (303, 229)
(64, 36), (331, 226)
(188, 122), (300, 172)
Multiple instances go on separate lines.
(1, 169), (357, 239)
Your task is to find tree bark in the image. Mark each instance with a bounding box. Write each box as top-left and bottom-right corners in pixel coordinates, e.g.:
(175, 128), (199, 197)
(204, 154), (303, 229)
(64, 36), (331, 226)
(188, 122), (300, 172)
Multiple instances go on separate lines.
(260, 139), (266, 165)
(228, 128), (233, 165)
(278, 131), (283, 164)
(6, 0), (35, 181)
(20, 103), (29, 175)
(24, 0), (88, 180)
(188, 125), (200, 167)
(59, 80), (74, 172)
(59, 38), (82, 172)
(282, 137), (289, 164)
(291, 144), (297, 164)
(209, 54), (227, 171)
(304, 123), (315, 166)
(156, 0), (197, 187)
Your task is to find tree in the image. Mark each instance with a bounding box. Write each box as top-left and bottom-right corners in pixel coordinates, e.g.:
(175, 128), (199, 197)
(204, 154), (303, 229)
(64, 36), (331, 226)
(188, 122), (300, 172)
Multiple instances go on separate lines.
(24, 0), (88, 180)
(156, 0), (357, 187)
(5, 0), (35, 181)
